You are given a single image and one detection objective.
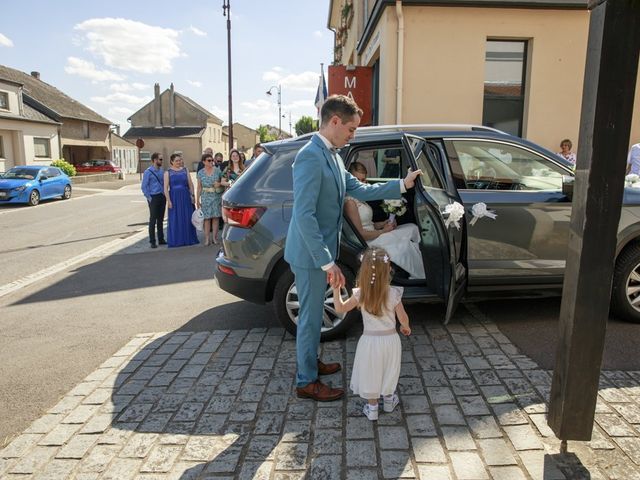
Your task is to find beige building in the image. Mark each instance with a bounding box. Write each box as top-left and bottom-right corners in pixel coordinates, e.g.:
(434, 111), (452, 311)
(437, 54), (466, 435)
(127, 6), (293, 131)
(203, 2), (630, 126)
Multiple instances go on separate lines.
(221, 126), (238, 156)
(328, 0), (640, 152)
(109, 132), (138, 174)
(232, 122), (260, 156)
(124, 84), (225, 170)
(0, 65), (113, 169)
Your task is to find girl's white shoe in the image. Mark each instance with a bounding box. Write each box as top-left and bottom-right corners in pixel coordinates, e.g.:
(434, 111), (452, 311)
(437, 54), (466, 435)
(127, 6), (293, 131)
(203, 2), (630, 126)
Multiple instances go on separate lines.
(363, 403), (379, 421)
(383, 393), (399, 413)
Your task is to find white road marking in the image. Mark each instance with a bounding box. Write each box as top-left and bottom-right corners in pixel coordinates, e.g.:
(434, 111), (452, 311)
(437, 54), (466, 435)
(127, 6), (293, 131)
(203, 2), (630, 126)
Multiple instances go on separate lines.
(0, 228), (148, 299)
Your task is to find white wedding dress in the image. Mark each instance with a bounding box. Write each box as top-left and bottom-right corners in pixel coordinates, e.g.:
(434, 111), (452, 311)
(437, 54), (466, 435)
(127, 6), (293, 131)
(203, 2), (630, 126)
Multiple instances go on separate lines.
(347, 197), (426, 279)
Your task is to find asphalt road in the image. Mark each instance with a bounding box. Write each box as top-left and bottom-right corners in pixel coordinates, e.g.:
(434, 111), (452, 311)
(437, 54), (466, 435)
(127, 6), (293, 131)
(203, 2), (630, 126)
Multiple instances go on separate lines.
(0, 179), (147, 287)
(1, 179), (639, 447)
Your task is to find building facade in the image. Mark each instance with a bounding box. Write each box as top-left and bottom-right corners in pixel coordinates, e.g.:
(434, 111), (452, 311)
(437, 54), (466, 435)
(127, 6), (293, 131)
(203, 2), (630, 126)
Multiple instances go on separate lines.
(109, 132), (139, 174)
(124, 84), (225, 170)
(328, 0), (640, 152)
(232, 122), (260, 156)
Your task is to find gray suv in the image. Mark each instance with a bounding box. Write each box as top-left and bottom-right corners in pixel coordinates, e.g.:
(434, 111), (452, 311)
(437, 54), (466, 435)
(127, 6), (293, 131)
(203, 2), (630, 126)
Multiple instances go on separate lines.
(216, 125), (640, 340)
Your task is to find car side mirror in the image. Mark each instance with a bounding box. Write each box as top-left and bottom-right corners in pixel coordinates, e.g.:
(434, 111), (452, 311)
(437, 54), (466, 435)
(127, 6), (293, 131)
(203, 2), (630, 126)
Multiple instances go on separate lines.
(562, 175), (574, 200)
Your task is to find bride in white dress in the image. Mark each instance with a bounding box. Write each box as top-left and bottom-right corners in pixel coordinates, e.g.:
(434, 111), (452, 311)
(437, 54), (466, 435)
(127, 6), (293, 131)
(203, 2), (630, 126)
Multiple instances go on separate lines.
(345, 163), (426, 279)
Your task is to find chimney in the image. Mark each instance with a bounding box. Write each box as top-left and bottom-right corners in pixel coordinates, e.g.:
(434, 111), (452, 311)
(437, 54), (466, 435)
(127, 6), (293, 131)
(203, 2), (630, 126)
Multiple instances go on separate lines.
(31, 71), (40, 80)
(154, 83), (162, 128)
(170, 82), (176, 128)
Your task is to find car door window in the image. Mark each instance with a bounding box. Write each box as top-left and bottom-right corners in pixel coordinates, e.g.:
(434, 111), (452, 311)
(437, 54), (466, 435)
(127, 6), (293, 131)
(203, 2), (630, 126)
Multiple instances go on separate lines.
(349, 146), (404, 180)
(409, 141), (445, 189)
(451, 140), (567, 191)
(46, 168), (60, 178)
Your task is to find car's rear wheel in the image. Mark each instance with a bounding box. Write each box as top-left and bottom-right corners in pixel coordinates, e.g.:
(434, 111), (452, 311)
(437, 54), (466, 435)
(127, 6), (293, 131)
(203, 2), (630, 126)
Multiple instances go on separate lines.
(611, 243), (640, 323)
(28, 189), (40, 206)
(273, 264), (358, 341)
(62, 184), (72, 199)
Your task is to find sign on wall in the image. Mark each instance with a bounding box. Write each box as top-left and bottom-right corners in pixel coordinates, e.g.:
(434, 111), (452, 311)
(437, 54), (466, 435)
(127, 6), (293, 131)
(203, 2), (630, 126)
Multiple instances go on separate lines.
(328, 66), (373, 126)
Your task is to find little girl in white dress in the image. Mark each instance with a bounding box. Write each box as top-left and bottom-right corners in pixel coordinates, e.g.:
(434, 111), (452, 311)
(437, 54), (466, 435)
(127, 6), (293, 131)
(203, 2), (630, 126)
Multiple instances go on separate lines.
(333, 247), (412, 420)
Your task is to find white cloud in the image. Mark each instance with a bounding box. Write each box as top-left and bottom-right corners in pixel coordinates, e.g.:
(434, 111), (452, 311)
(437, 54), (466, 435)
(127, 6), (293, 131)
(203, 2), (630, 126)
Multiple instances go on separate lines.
(65, 57), (124, 82)
(261, 69), (318, 92)
(90, 92), (151, 105)
(74, 18), (182, 74)
(109, 82), (150, 92)
(313, 30), (323, 39)
(284, 100), (314, 110)
(187, 80), (203, 88)
(189, 26), (207, 37)
(108, 106), (136, 116)
(240, 99), (273, 111)
(210, 105), (228, 124)
(0, 33), (14, 47)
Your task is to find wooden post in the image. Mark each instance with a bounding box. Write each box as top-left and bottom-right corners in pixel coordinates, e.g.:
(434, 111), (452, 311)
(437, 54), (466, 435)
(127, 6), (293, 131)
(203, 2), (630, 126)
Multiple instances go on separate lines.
(548, 0), (640, 442)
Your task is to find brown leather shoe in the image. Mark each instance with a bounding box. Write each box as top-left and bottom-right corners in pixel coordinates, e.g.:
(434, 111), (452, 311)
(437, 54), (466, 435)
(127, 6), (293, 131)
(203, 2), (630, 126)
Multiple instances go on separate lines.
(296, 380), (344, 402)
(317, 359), (341, 376)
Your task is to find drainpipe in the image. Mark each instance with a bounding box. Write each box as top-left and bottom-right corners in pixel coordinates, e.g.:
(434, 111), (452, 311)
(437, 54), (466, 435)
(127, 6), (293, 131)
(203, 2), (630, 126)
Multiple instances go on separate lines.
(395, 0), (404, 124)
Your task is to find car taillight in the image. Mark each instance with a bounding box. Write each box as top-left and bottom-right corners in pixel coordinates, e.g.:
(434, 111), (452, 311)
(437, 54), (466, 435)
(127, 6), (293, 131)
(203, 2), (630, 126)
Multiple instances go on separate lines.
(223, 206), (265, 228)
(218, 265), (236, 275)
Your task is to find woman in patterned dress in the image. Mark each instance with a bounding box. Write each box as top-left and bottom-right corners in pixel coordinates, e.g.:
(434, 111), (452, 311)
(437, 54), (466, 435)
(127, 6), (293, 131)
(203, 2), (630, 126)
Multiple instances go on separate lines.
(196, 153), (223, 245)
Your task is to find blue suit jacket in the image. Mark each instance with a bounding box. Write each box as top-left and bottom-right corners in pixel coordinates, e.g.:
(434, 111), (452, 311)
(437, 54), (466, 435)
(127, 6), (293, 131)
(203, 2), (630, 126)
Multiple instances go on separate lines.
(284, 134), (403, 269)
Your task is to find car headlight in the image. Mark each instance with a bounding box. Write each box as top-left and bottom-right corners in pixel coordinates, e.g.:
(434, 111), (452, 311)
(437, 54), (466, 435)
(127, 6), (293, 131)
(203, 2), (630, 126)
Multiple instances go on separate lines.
(14, 186), (27, 192)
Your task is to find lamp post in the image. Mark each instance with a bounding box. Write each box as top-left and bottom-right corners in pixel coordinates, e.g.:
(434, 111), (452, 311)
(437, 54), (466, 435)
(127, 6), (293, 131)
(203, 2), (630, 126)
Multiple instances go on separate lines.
(266, 84), (282, 139)
(222, 0), (233, 147)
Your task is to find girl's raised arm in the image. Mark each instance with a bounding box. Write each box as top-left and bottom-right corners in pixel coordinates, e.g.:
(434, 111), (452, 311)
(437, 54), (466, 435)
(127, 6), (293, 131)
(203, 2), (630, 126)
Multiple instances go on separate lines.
(332, 287), (358, 314)
(395, 302), (411, 336)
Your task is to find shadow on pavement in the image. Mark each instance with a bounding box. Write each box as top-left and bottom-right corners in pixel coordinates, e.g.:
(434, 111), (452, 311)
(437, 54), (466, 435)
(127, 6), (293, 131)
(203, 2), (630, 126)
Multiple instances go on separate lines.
(472, 298), (640, 370)
(101, 304), (594, 479)
(11, 245), (217, 306)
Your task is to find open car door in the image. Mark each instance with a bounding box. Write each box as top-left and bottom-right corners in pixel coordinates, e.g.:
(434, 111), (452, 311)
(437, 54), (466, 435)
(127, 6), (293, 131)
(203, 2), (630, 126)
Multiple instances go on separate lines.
(401, 134), (468, 324)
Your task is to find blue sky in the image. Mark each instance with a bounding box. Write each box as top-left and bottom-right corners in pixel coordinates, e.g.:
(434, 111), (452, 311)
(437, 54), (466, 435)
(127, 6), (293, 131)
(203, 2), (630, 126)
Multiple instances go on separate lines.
(0, 0), (333, 134)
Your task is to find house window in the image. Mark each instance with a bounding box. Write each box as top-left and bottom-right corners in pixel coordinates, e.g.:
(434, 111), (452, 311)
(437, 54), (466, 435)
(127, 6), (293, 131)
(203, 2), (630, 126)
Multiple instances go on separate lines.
(0, 136), (4, 158)
(34, 138), (51, 158)
(0, 92), (8, 110)
(483, 40), (528, 137)
(83, 121), (90, 139)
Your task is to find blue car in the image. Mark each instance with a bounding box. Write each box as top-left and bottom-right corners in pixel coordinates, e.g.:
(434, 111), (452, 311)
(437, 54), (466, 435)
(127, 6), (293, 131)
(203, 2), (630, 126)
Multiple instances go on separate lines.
(0, 166), (72, 206)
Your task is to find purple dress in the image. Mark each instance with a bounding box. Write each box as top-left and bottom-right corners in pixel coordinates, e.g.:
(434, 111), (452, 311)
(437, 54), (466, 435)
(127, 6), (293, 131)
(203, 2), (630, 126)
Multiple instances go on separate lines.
(167, 168), (199, 247)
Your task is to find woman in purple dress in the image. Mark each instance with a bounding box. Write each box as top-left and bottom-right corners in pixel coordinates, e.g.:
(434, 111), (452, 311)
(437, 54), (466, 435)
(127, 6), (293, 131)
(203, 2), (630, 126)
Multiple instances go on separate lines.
(163, 153), (199, 247)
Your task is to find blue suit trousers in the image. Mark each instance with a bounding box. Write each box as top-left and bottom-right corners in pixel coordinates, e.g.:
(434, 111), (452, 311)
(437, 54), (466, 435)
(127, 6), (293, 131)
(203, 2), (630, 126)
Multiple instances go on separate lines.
(291, 265), (327, 387)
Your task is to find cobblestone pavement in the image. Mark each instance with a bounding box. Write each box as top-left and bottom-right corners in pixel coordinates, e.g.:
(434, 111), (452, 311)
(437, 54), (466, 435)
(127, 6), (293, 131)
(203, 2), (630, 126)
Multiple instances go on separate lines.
(2, 309), (640, 479)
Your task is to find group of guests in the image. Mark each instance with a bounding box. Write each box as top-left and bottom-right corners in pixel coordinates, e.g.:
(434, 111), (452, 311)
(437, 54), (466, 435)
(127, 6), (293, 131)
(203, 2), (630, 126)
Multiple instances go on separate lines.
(140, 143), (264, 248)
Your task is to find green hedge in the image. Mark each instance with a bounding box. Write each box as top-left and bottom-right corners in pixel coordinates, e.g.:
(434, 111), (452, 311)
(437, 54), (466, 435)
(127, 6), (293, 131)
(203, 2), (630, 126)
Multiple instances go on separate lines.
(50, 159), (76, 177)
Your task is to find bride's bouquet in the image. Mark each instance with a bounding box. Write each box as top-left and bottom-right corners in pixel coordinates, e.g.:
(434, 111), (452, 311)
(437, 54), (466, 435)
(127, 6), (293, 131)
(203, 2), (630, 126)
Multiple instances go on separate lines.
(381, 198), (408, 223)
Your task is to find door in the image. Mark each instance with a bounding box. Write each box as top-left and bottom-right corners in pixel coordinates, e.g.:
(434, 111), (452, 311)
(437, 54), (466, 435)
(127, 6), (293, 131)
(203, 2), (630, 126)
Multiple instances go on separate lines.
(445, 138), (573, 286)
(402, 134), (468, 323)
(39, 168), (60, 198)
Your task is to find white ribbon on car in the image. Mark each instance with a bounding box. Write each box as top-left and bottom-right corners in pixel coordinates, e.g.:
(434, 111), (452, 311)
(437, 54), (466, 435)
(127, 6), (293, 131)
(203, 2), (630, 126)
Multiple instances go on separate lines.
(469, 202), (497, 226)
(443, 202), (465, 230)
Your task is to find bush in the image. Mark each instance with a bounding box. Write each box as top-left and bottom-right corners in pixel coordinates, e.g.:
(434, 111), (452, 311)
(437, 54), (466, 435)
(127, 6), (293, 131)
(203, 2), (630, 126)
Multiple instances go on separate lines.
(50, 159), (76, 177)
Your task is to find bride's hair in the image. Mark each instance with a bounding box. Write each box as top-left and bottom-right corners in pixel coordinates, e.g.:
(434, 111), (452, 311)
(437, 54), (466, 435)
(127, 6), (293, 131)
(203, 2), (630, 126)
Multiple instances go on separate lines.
(348, 162), (367, 176)
(356, 247), (391, 317)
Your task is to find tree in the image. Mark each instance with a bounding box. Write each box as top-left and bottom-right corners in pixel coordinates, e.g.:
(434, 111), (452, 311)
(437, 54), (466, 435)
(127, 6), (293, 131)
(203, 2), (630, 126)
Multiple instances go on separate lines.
(257, 125), (277, 143)
(295, 116), (318, 136)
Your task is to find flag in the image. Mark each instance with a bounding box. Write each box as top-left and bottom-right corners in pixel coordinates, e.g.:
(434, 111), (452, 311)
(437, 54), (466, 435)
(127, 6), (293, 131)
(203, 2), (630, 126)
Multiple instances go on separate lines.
(314, 65), (327, 116)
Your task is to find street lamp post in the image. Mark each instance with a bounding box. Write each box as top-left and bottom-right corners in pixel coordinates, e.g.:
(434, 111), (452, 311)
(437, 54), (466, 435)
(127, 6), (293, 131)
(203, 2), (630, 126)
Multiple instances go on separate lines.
(266, 84), (282, 139)
(222, 0), (233, 148)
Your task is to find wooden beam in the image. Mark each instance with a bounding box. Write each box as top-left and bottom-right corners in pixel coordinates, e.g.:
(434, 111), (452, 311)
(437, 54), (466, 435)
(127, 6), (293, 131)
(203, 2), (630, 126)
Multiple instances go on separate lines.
(548, 0), (640, 441)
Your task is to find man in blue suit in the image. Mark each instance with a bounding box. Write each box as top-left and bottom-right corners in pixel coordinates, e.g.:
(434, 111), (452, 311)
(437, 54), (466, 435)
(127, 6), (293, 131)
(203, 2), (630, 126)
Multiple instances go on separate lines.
(285, 95), (423, 401)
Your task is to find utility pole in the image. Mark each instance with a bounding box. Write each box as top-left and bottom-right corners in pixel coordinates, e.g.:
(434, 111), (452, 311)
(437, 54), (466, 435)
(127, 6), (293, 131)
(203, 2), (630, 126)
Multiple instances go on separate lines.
(223, 0), (233, 150)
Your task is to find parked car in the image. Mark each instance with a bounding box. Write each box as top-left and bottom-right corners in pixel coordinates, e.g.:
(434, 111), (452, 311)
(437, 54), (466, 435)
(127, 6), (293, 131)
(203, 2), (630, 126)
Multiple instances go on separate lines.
(75, 159), (122, 175)
(215, 125), (640, 340)
(0, 165), (72, 206)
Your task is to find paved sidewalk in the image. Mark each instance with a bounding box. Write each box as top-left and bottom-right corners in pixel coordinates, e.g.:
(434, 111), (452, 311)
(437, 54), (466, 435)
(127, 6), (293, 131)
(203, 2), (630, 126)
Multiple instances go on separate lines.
(2, 308), (640, 479)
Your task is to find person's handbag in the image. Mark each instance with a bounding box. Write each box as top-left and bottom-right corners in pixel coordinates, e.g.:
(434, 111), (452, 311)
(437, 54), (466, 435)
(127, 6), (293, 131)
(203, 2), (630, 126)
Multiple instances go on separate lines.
(191, 208), (204, 231)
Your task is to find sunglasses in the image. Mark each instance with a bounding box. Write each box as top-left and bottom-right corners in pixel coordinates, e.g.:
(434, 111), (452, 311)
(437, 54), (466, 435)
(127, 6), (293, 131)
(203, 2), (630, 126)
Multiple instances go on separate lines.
(205, 159), (214, 162)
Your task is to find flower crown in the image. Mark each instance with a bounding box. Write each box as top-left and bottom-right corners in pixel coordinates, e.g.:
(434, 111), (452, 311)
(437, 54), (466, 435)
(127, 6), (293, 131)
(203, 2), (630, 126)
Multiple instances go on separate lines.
(359, 250), (390, 285)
